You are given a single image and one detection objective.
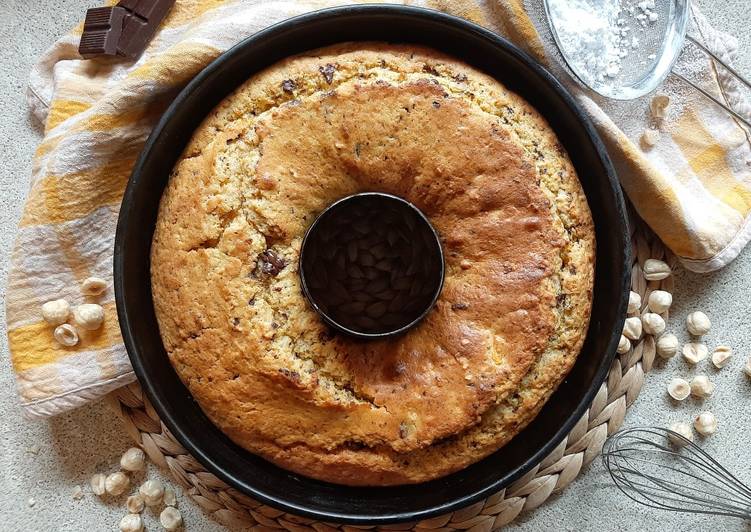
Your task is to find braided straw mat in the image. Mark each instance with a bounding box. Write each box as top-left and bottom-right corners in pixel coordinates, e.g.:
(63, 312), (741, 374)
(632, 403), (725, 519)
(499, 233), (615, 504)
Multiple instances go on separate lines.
(107, 217), (673, 530)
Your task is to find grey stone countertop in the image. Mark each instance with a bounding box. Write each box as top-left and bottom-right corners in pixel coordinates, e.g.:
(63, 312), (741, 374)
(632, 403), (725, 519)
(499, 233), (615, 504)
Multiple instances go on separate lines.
(0, 1), (749, 530)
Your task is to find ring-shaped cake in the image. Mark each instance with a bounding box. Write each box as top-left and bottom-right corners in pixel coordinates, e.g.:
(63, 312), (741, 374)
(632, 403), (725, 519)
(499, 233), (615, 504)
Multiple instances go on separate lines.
(151, 43), (595, 486)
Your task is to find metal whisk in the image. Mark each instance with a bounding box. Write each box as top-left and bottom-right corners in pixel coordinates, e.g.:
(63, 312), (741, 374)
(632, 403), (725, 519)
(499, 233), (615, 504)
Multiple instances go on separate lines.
(602, 427), (751, 520)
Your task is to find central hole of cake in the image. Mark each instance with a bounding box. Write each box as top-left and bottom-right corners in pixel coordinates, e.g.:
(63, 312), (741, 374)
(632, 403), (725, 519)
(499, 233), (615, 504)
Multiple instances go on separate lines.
(300, 193), (444, 336)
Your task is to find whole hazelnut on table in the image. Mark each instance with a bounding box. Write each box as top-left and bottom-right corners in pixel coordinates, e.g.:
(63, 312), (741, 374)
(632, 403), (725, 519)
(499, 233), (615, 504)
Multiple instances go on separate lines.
(667, 422), (694, 447)
(623, 317), (643, 341)
(647, 290), (672, 313)
(73, 303), (105, 330)
(643, 259), (671, 281)
(686, 311), (711, 336)
(42, 299), (70, 325)
(120, 447), (146, 472)
(160, 506), (183, 531)
(642, 312), (666, 336)
(105, 471), (129, 496)
(694, 411), (718, 436)
(689, 375), (714, 398)
(126, 494), (145, 514)
(119, 514), (143, 532)
(90, 473), (106, 496)
(656, 333), (679, 359)
(139, 479), (165, 506)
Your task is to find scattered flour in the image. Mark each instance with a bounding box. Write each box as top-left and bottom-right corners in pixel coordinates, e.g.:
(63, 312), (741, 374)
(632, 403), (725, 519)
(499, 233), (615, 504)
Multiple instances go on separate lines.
(548, 0), (662, 86)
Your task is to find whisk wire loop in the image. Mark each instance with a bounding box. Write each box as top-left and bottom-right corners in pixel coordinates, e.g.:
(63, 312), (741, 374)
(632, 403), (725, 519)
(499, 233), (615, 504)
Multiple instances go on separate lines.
(602, 427), (751, 521)
(685, 35), (751, 93)
(612, 453), (734, 500)
(606, 456), (740, 514)
(671, 32), (751, 131)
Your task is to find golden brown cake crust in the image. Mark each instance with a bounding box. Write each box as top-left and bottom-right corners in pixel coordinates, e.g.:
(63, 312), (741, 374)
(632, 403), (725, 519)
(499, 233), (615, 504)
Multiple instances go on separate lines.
(151, 43), (595, 486)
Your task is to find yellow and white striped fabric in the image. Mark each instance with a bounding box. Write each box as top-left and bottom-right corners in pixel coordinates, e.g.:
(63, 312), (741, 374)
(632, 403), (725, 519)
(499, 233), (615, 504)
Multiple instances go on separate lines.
(7, 0), (750, 417)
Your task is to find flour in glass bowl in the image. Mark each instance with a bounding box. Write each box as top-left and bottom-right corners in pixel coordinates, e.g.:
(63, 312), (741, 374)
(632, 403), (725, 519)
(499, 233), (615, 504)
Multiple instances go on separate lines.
(547, 0), (661, 86)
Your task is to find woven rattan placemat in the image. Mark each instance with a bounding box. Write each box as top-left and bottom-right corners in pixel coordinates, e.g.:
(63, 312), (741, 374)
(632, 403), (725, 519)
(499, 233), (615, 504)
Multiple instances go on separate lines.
(108, 220), (672, 530)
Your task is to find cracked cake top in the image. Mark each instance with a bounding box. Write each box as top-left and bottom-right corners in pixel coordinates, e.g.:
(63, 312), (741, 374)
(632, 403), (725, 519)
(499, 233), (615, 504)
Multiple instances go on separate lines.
(151, 43), (595, 485)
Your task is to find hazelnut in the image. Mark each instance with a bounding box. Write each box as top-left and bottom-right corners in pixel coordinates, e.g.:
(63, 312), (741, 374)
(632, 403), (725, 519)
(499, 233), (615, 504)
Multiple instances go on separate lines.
(667, 422), (693, 447)
(160, 506), (183, 531)
(72, 485), (84, 500)
(120, 447), (146, 472)
(686, 311), (711, 336)
(73, 303), (104, 331)
(656, 333), (679, 359)
(694, 411), (718, 436)
(119, 514), (143, 532)
(105, 472), (129, 496)
(41, 299), (70, 325)
(710, 346), (732, 368)
(682, 342), (708, 364)
(647, 290), (672, 313)
(643, 259), (671, 281)
(642, 313), (666, 336)
(54, 324), (79, 347)
(139, 479), (164, 506)
(627, 291), (642, 314)
(640, 128), (660, 148)
(81, 276), (107, 296)
(163, 485), (177, 507)
(617, 335), (631, 354)
(90, 473), (106, 496)
(127, 494), (145, 514)
(689, 375), (714, 398)
(650, 94), (670, 120)
(623, 316), (643, 341)
(159, 506), (183, 530)
(667, 377), (690, 401)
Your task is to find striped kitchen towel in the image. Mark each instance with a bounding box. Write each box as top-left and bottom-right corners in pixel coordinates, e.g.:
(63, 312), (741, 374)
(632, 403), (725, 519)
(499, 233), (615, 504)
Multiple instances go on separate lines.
(7, 0), (750, 417)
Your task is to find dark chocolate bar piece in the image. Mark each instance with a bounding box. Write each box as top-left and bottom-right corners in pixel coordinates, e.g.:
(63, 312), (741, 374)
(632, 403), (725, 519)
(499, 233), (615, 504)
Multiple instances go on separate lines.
(78, 6), (127, 58)
(116, 0), (176, 59)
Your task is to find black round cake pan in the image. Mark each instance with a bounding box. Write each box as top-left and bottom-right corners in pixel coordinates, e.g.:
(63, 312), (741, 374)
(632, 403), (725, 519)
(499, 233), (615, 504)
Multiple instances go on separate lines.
(114, 5), (631, 525)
